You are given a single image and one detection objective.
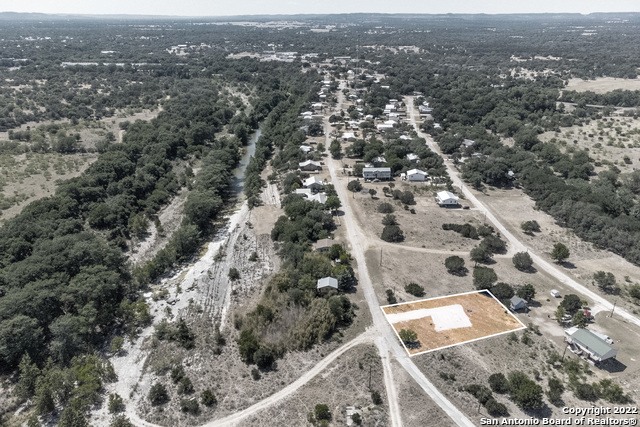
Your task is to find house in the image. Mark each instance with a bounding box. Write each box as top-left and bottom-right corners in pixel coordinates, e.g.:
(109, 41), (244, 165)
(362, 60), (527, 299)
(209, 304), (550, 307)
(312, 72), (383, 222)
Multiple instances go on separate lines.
(317, 277), (338, 292)
(406, 168), (427, 182)
(373, 156), (386, 164)
(312, 103), (323, 110)
(303, 176), (324, 191)
(510, 296), (528, 311)
(315, 238), (336, 252)
(565, 327), (618, 363)
(342, 132), (356, 141)
(299, 160), (322, 172)
(376, 124), (394, 131)
(363, 167), (391, 180)
(300, 145), (312, 153)
(295, 188), (312, 197)
(308, 193), (327, 204)
(461, 139), (475, 148)
(406, 153), (420, 162)
(385, 104), (396, 112)
(436, 191), (459, 206)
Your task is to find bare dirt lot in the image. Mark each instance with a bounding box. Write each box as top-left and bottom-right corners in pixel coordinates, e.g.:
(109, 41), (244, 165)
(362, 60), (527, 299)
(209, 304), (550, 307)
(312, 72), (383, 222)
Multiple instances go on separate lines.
(565, 77), (640, 93)
(382, 291), (524, 355)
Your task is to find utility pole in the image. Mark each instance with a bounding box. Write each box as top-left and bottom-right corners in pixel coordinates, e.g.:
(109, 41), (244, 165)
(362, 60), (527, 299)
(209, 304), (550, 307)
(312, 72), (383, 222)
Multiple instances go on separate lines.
(609, 299), (617, 318)
(561, 344), (569, 361)
(368, 365), (372, 390)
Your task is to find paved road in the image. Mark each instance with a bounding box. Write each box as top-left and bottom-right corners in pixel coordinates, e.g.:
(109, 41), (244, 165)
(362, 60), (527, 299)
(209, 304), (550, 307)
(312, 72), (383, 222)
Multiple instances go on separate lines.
(324, 83), (476, 427)
(406, 99), (640, 329)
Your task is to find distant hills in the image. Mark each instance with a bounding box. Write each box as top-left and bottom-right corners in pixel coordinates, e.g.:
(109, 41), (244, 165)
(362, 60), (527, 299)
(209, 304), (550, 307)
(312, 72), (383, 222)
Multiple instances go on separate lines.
(1, 11), (640, 22)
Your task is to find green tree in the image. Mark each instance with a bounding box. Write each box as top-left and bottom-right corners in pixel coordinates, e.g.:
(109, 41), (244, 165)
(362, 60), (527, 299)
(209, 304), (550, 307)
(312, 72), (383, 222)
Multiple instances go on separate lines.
(490, 282), (514, 303)
(551, 243), (570, 263)
(371, 390), (383, 405)
(148, 383), (169, 405)
(473, 267), (498, 290)
(109, 415), (134, 427)
(520, 220), (540, 234)
(571, 310), (588, 328)
(377, 202), (394, 213)
(368, 188), (377, 198)
(561, 294), (582, 314)
(508, 371), (544, 410)
(315, 404), (331, 421)
(108, 393), (125, 413)
(58, 403), (89, 427)
(180, 398), (200, 414)
(228, 268), (241, 281)
(237, 329), (260, 364)
(325, 195), (341, 213)
(15, 354), (40, 400)
(512, 252), (533, 271)
(329, 139), (342, 158)
(398, 329), (418, 344)
(485, 398), (509, 416)
(516, 284), (536, 301)
(488, 373), (510, 394)
(555, 305), (566, 323)
(470, 245), (493, 265)
(381, 214), (398, 226)
(381, 225), (404, 242)
(445, 256), (467, 275)
(347, 180), (363, 192)
(592, 271), (617, 294)
(109, 336), (124, 355)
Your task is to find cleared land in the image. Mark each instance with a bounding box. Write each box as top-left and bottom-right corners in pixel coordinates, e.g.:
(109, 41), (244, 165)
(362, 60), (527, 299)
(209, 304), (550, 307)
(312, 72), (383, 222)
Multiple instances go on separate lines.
(565, 77), (640, 93)
(382, 291), (525, 355)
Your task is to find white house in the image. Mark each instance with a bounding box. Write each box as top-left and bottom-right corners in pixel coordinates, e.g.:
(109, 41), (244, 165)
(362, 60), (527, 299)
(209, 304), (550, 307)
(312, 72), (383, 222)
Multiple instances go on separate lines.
(406, 153), (420, 162)
(312, 103), (323, 110)
(308, 193), (328, 204)
(436, 191), (459, 206)
(373, 156), (386, 164)
(406, 168), (427, 182)
(299, 160), (322, 172)
(461, 139), (475, 148)
(565, 327), (618, 363)
(376, 124), (394, 131)
(400, 135), (412, 141)
(342, 132), (356, 141)
(300, 145), (312, 153)
(295, 188), (313, 197)
(303, 176), (324, 191)
(317, 277), (338, 292)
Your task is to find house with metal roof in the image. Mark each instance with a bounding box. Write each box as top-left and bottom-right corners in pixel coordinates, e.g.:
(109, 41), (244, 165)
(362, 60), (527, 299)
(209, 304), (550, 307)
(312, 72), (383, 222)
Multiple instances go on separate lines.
(317, 277), (338, 293)
(299, 160), (322, 172)
(406, 168), (427, 182)
(314, 238), (336, 252)
(303, 176), (324, 191)
(362, 167), (391, 180)
(565, 327), (618, 363)
(436, 191), (459, 206)
(510, 296), (528, 311)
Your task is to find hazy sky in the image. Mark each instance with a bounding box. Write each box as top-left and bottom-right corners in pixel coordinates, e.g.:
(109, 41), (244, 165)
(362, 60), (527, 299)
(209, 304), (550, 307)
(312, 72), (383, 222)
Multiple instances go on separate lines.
(1, 0), (639, 16)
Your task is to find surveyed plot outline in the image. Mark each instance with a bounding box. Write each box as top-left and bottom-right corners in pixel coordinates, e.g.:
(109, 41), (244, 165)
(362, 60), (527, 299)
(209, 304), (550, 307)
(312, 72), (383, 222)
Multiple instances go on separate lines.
(381, 289), (527, 356)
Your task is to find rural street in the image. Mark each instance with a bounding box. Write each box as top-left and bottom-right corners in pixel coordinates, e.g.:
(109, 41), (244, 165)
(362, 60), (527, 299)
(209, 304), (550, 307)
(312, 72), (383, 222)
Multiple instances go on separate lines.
(406, 99), (640, 329)
(325, 82), (476, 427)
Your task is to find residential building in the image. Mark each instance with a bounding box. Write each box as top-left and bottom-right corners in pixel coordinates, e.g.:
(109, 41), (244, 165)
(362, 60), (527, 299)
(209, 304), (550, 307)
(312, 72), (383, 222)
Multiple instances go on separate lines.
(363, 167), (391, 180)
(565, 327), (618, 363)
(436, 191), (459, 206)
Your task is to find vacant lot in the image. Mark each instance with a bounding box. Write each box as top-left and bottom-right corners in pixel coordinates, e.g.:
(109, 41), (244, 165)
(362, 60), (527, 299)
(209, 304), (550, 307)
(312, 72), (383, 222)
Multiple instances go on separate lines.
(565, 77), (640, 93)
(382, 291), (524, 355)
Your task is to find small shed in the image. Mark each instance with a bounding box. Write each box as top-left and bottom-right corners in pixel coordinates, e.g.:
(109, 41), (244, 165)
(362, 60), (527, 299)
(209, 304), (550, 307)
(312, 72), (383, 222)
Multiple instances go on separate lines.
(510, 296), (528, 311)
(315, 238), (336, 252)
(551, 289), (561, 298)
(406, 153), (420, 162)
(565, 327), (618, 363)
(407, 168), (427, 182)
(317, 277), (338, 292)
(436, 191), (459, 206)
(299, 145), (312, 153)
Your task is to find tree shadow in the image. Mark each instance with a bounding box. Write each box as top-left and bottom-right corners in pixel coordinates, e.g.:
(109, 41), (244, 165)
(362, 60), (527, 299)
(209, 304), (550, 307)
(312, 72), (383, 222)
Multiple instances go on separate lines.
(525, 404), (553, 419)
(560, 261), (577, 269)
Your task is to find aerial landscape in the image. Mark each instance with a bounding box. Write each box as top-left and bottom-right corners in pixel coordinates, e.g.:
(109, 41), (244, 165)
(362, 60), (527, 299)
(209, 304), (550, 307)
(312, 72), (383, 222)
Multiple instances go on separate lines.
(1, 2), (640, 427)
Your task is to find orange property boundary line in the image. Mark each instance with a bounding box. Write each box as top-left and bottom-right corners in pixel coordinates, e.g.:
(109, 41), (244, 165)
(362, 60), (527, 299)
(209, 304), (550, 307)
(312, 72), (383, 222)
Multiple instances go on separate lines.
(381, 290), (527, 356)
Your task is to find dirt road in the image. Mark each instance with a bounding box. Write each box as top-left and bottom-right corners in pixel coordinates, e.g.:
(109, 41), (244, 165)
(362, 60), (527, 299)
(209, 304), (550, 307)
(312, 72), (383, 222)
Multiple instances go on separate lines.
(406, 99), (640, 328)
(325, 82), (475, 427)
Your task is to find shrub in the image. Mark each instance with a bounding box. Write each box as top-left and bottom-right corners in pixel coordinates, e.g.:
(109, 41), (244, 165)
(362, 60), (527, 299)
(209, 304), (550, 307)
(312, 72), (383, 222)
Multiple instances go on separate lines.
(347, 180), (363, 192)
(377, 202), (394, 213)
(547, 377), (565, 405)
(251, 368), (261, 380)
(485, 398), (509, 416)
(109, 415), (134, 427)
(371, 390), (383, 405)
(521, 220), (540, 234)
(508, 371), (544, 410)
(399, 329), (418, 344)
(445, 256), (466, 275)
(490, 282), (514, 303)
(470, 245), (493, 264)
(148, 383), (169, 405)
(109, 336), (124, 355)
(399, 191), (415, 205)
(178, 376), (194, 395)
(201, 389), (217, 407)
(180, 398), (199, 414)
(228, 268), (241, 281)
(386, 289), (397, 304)
(381, 214), (398, 226)
(254, 347), (275, 369)
(488, 373), (510, 394)
(516, 284), (536, 301)
(551, 243), (570, 263)
(405, 283), (425, 297)
(381, 224), (404, 242)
